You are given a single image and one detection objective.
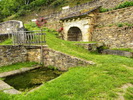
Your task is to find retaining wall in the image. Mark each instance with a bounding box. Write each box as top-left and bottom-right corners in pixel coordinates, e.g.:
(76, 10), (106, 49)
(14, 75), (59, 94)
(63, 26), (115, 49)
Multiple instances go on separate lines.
(92, 26), (133, 49)
(0, 46), (27, 67)
(92, 6), (133, 49)
(95, 6), (133, 27)
(0, 45), (94, 70)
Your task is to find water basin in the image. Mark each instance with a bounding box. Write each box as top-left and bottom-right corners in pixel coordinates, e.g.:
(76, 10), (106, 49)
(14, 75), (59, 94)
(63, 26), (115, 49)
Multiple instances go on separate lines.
(4, 67), (64, 92)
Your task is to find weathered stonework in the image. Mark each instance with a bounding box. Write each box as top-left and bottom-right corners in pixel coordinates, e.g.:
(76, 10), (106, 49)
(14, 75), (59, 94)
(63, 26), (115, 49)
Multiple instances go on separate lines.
(0, 65), (41, 78)
(0, 45), (95, 70)
(43, 48), (95, 71)
(0, 46), (27, 67)
(75, 42), (104, 51)
(92, 26), (133, 49)
(96, 6), (133, 27)
(0, 20), (25, 34)
(92, 6), (133, 49)
(0, 80), (21, 94)
(102, 49), (133, 58)
(27, 46), (95, 71)
(60, 9), (98, 42)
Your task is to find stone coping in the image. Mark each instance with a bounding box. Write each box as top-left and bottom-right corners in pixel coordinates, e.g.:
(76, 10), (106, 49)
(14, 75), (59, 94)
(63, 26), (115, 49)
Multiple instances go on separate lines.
(0, 80), (21, 94)
(0, 65), (41, 94)
(0, 45), (48, 48)
(0, 65), (41, 78)
(102, 49), (133, 58)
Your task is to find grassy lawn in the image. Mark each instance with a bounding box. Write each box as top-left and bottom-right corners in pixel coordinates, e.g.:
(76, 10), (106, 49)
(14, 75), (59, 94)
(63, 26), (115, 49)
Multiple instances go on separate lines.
(0, 62), (38, 73)
(0, 27), (133, 100)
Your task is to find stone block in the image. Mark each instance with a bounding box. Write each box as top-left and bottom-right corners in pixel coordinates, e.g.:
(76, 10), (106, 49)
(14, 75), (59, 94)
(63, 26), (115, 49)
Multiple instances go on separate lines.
(102, 49), (133, 58)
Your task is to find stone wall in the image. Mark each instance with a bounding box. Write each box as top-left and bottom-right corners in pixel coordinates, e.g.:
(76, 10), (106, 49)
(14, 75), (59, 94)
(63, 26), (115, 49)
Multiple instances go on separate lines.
(92, 26), (133, 49)
(62, 13), (96, 42)
(102, 49), (133, 58)
(43, 48), (94, 71)
(92, 6), (133, 49)
(27, 46), (95, 70)
(96, 6), (133, 27)
(0, 45), (94, 70)
(45, 0), (132, 30)
(0, 20), (25, 34)
(45, 0), (131, 20)
(0, 46), (27, 67)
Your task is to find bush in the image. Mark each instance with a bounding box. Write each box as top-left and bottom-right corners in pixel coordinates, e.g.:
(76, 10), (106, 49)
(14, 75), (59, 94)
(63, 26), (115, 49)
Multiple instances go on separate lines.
(117, 23), (123, 27)
(99, 8), (109, 13)
(16, 9), (28, 17)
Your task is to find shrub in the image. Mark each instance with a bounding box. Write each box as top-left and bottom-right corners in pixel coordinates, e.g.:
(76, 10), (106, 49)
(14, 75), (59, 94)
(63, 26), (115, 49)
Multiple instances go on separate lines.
(117, 23), (123, 27)
(99, 8), (109, 13)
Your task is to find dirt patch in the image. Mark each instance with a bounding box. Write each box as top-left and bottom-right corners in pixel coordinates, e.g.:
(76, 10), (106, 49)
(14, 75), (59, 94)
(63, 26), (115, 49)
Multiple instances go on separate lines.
(117, 83), (133, 100)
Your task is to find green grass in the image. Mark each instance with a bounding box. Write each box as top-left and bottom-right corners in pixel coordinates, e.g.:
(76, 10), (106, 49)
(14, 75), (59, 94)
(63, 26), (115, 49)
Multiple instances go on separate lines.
(0, 62), (38, 73)
(124, 87), (133, 100)
(0, 26), (133, 100)
(0, 38), (12, 45)
(111, 48), (133, 52)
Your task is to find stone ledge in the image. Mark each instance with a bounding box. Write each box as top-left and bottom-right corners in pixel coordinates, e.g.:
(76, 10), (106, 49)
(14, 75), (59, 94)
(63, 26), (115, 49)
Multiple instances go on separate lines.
(102, 49), (133, 58)
(3, 89), (21, 94)
(75, 42), (104, 51)
(0, 80), (21, 94)
(25, 45), (48, 49)
(0, 65), (41, 78)
(0, 80), (12, 91)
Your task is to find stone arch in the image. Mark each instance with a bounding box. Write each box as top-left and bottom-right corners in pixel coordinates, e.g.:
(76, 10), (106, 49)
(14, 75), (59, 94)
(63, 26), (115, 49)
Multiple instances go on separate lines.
(67, 27), (82, 41)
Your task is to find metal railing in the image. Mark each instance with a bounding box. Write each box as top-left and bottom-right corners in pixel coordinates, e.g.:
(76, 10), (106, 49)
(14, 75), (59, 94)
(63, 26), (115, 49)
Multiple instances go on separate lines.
(0, 30), (46, 46)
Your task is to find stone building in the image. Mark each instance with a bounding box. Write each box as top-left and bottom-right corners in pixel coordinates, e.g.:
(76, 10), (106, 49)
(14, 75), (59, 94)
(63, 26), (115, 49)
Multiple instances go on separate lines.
(60, 7), (100, 42)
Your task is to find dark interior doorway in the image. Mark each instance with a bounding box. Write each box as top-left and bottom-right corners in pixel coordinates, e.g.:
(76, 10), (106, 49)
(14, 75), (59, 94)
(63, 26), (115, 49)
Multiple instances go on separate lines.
(67, 27), (82, 41)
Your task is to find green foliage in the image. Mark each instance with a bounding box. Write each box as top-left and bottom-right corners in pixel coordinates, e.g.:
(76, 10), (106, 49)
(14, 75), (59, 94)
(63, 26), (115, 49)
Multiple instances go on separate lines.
(99, 8), (109, 13)
(100, 1), (133, 13)
(111, 48), (133, 52)
(0, 38), (12, 45)
(0, 0), (93, 21)
(117, 23), (123, 27)
(51, 0), (67, 8)
(16, 9), (29, 17)
(124, 87), (133, 100)
(124, 23), (133, 27)
(114, 1), (133, 10)
(0, 62), (38, 73)
(24, 22), (40, 31)
(108, 23), (133, 27)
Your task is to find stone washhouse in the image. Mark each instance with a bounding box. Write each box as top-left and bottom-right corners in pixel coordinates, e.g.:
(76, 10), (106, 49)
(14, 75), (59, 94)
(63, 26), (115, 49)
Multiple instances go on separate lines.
(60, 7), (100, 42)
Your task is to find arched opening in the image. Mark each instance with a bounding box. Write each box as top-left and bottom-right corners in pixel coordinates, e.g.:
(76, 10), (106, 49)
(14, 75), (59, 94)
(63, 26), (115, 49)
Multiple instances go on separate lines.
(67, 27), (82, 41)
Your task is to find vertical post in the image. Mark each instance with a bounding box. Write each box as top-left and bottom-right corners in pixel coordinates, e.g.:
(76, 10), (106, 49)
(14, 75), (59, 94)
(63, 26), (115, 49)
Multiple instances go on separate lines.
(40, 29), (44, 66)
(12, 33), (15, 46)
